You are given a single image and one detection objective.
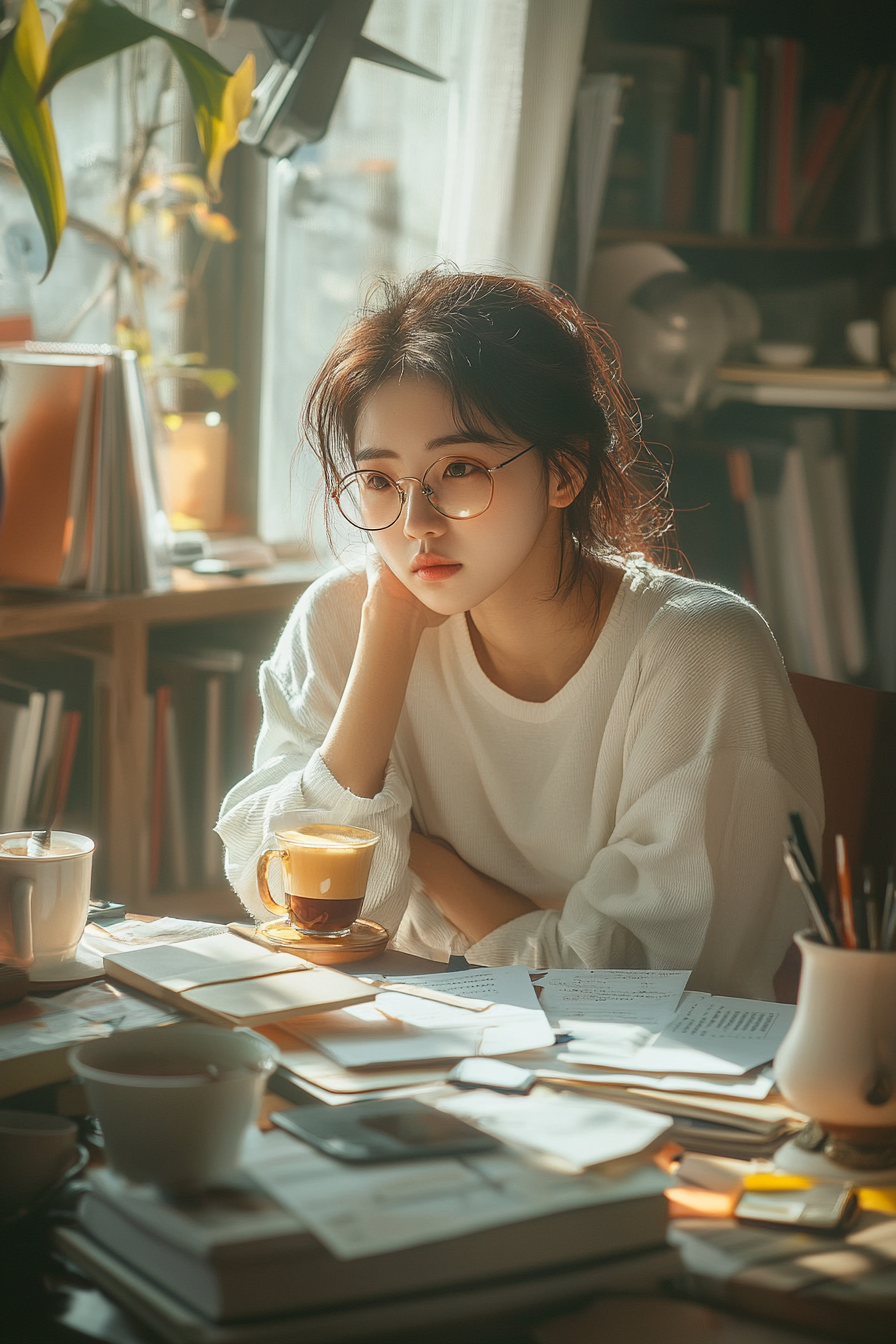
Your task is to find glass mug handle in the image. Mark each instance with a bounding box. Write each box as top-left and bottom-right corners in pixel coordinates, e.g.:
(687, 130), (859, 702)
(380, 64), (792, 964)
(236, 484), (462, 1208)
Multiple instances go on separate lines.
(256, 848), (290, 916)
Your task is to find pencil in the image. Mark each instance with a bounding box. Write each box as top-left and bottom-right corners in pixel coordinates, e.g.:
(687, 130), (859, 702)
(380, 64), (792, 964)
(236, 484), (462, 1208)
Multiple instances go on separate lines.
(835, 834), (859, 949)
(783, 846), (835, 944)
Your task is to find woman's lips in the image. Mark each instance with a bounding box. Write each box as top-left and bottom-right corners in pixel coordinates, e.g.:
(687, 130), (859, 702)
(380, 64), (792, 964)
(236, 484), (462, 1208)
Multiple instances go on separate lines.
(411, 555), (462, 581)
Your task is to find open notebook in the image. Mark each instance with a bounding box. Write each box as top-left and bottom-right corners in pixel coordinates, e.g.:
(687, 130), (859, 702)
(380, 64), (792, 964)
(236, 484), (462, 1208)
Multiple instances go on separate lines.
(102, 933), (374, 1027)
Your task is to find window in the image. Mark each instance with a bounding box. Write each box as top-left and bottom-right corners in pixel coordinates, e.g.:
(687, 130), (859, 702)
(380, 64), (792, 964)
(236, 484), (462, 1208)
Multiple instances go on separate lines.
(255, 0), (588, 552)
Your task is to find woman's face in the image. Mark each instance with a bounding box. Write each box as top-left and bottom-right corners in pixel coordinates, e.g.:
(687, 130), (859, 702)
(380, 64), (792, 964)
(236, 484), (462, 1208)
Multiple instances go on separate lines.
(351, 375), (568, 617)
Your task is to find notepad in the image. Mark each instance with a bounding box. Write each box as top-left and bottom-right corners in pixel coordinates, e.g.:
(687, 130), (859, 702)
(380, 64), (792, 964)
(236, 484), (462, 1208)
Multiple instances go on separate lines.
(102, 933), (375, 1027)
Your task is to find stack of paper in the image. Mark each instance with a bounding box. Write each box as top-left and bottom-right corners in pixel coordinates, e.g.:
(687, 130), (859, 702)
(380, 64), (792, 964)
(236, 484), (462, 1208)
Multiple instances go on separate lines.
(288, 967), (554, 1067)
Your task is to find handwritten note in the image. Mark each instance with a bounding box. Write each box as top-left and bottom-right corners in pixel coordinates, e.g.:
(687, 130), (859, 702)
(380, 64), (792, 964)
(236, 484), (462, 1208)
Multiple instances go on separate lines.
(560, 995), (796, 1076)
(538, 969), (692, 1030)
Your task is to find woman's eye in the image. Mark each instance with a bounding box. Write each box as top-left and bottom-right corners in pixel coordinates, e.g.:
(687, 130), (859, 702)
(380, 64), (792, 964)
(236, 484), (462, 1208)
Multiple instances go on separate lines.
(362, 473), (393, 492)
(444, 460), (476, 479)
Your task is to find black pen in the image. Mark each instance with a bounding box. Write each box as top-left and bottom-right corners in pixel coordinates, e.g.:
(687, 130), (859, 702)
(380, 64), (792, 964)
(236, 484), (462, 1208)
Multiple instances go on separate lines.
(882, 865), (895, 952)
(784, 836), (839, 945)
(784, 842), (835, 945)
(863, 867), (880, 951)
(788, 812), (820, 880)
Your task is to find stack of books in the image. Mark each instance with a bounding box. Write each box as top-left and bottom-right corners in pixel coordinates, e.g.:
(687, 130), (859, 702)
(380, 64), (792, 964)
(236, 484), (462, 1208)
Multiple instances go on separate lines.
(0, 343), (170, 595)
(726, 413), (868, 681)
(0, 647), (92, 834)
(57, 1143), (672, 1344)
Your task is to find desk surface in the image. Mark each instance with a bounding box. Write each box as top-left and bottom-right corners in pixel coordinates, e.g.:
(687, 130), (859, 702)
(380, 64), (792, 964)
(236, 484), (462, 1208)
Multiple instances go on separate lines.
(2, 947), (890, 1344)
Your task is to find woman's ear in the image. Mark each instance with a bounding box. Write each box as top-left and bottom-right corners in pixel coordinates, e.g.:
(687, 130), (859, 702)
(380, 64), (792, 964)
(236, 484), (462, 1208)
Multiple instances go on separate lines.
(548, 441), (588, 509)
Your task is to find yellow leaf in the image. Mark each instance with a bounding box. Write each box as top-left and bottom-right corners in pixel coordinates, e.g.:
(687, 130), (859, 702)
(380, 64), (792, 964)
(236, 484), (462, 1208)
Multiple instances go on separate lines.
(137, 172), (164, 197)
(198, 367), (239, 399)
(115, 319), (151, 357)
(203, 54), (255, 201)
(0, 0), (66, 275)
(167, 172), (207, 201)
(128, 200), (146, 227)
(40, 1), (254, 204)
(190, 203), (239, 243)
(157, 207), (178, 238)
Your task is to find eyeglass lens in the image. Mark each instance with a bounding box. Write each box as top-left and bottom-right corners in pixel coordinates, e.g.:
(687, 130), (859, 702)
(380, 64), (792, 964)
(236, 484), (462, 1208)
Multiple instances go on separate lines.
(336, 458), (494, 530)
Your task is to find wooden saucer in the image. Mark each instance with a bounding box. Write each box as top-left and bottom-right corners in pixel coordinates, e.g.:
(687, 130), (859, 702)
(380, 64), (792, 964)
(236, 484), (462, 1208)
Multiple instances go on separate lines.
(254, 917), (389, 965)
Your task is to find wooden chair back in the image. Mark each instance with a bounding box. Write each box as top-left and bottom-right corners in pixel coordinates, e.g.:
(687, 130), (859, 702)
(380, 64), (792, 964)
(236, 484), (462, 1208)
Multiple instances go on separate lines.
(774, 673), (896, 1002)
(788, 672), (896, 888)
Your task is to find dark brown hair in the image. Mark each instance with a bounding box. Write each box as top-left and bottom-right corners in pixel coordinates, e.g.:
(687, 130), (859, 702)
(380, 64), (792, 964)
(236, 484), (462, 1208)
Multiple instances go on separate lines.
(302, 268), (671, 591)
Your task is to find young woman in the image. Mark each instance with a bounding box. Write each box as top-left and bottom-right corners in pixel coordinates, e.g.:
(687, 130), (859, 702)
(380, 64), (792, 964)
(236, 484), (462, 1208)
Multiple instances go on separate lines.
(217, 270), (823, 999)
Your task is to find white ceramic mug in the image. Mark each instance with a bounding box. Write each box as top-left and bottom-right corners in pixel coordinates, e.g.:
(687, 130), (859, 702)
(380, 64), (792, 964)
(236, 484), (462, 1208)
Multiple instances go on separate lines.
(775, 930), (896, 1165)
(70, 1023), (278, 1190)
(0, 832), (94, 974)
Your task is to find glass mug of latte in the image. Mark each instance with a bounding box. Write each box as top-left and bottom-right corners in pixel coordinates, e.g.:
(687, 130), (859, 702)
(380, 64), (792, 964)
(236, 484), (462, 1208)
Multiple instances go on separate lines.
(256, 822), (379, 937)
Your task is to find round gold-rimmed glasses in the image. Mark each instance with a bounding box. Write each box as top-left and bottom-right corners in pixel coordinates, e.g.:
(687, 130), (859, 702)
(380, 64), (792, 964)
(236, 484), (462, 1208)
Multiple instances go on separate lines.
(332, 443), (537, 532)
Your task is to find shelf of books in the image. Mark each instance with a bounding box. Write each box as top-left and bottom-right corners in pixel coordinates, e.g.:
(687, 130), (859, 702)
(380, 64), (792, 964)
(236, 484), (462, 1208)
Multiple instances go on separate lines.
(588, 5), (896, 246)
(0, 564), (319, 915)
(569, 1), (896, 697)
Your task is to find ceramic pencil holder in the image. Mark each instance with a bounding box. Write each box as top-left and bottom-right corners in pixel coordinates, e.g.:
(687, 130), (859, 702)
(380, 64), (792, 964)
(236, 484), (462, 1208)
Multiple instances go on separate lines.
(774, 930), (896, 1169)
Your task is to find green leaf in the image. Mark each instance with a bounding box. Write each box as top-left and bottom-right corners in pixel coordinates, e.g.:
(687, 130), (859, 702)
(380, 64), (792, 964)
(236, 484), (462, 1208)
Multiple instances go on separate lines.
(39, 0), (254, 199)
(0, 0), (66, 276)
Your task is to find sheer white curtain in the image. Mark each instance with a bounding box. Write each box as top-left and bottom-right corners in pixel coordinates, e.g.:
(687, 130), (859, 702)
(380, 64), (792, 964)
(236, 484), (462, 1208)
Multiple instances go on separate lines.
(438, 0), (590, 279)
(257, 0), (589, 546)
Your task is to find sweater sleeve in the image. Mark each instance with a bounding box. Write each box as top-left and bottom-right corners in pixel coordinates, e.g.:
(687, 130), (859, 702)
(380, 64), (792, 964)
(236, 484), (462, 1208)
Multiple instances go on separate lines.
(215, 571), (415, 933)
(464, 592), (824, 998)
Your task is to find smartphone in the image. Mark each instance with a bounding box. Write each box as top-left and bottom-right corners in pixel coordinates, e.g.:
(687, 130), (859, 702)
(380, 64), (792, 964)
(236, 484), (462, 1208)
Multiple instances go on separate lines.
(272, 1098), (500, 1163)
(447, 1057), (537, 1094)
(735, 1183), (858, 1232)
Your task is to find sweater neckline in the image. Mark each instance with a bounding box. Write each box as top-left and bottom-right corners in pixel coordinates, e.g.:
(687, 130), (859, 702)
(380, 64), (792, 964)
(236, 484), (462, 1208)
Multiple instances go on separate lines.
(447, 563), (634, 720)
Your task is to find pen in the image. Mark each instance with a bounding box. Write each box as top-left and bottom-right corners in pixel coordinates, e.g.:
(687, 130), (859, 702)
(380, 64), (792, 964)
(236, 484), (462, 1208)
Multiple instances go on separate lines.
(788, 812), (820, 880)
(835, 834), (858, 949)
(863, 867), (880, 951)
(784, 836), (839, 945)
(882, 865), (895, 952)
(783, 846), (835, 945)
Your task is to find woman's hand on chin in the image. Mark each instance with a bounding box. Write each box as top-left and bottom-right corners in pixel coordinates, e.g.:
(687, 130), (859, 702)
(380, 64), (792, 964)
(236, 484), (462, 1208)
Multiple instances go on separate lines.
(364, 546), (449, 633)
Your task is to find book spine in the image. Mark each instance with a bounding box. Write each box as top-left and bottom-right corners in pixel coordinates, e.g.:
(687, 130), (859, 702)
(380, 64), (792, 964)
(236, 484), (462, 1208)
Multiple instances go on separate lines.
(774, 39), (802, 234)
(798, 65), (888, 234)
(149, 685), (169, 891)
(50, 710), (82, 826)
(736, 43), (758, 234)
(718, 84), (742, 232)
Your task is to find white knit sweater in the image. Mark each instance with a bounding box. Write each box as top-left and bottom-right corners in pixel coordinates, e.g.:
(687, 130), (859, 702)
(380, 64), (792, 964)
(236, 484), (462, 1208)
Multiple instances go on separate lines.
(216, 559), (823, 999)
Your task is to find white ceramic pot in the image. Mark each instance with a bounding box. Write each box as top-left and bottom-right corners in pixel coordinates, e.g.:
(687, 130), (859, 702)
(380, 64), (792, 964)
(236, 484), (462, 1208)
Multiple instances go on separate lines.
(0, 832), (94, 973)
(775, 931), (896, 1132)
(70, 1023), (277, 1190)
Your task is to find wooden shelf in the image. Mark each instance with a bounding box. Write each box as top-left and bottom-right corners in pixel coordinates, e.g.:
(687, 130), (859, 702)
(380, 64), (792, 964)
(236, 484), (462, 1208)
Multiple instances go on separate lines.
(0, 560), (323, 640)
(0, 562), (322, 910)
(597, 227), (864, 252)
(711, 381), (896, 411)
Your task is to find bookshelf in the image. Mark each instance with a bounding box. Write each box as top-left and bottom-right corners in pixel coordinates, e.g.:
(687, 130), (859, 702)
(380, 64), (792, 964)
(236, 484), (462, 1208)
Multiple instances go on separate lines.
(0, 562), (320, 918)
(582, 0), (896, 690)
